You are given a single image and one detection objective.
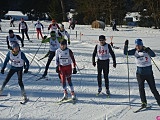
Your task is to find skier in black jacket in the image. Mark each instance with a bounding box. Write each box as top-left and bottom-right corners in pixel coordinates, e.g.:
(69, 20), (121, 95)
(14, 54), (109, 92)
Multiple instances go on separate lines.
(92, 35), (116, 95)
(19, 18), (31, 42)
(7, 30), (24, 50)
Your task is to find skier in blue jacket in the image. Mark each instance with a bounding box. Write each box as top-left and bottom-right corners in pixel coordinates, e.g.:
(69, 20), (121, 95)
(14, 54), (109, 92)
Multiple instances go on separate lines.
(0, 42), (29, 101)
(124, 39), (160, 107)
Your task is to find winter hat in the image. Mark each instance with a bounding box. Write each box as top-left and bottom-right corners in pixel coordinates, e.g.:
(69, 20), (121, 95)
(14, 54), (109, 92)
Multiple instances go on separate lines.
(9, 30), (14, 34)
(60, 24), (64, 28)
(60, 39), (67, 45)
(12, 42), (19, 49)
(135, 39), (143, 46)
(99, 35), (106, 41)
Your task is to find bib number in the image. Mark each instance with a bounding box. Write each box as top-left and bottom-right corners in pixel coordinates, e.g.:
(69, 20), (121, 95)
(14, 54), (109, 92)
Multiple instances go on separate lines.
(138, 56), (148, 62)
(60, 58), (69, 64)
(12, 61), (21, 67)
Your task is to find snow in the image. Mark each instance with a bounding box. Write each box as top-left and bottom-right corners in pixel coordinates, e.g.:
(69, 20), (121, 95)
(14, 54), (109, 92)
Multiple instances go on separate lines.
(0, 19), (160, 120)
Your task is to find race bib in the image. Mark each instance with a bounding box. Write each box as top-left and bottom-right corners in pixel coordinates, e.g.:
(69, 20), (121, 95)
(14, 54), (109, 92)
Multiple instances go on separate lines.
(60, 58), (69, 64)
(11, 60), (21, 67)
(137, 56), (149, 63)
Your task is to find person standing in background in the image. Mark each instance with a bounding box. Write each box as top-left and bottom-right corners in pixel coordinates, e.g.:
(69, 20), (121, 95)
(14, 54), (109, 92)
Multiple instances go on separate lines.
(48, 19), (60, 33)
(19, 18), (31, 42)
(35, 20), (44, 39)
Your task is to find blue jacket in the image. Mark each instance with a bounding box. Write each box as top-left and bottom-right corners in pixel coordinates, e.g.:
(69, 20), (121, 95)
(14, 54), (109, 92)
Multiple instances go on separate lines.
(124, 45), (155, 75)
(2, 51), (29, 71)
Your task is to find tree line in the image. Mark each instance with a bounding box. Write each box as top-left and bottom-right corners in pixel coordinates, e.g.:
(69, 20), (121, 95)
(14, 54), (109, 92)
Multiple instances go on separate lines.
(0, 0), (160, 28)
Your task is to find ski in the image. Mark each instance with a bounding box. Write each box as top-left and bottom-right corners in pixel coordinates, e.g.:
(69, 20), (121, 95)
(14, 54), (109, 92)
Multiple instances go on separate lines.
(96, 92), (110, 98)
(106, 93), (110, 98)
(133, 105), (152, 113)
(0, 94), (8, 97)
(57, 98), (77, 105)
(96, 92), (101, 96)
(28, 40), (33, 43)
(20, 98), (29, 105)
(36, 76), (48, 81)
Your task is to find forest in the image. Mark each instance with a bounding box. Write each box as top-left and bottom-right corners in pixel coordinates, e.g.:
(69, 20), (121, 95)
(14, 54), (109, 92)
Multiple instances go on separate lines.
(0, 0), (160, 28)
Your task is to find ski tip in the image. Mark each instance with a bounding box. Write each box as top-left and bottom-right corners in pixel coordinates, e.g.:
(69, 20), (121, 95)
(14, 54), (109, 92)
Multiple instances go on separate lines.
(20, 99), (29, 105)
(0, 94), (8, 97)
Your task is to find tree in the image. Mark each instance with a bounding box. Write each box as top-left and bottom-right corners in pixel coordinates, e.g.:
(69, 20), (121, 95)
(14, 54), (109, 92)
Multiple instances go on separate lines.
(0, 1), (9, 18)
(133, 0), (160, 29)
(48, 0), (63, 22)
(60, 0), (66, 21)
(75, 0), (127, 25)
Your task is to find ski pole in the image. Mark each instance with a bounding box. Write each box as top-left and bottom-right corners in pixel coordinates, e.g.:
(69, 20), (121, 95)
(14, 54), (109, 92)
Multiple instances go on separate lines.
(143, 46), (160, 72)
(76, 65), (82, 74)
(148, 54), (160, 72)
(110, 36), (113, 47)
(38, 51), (49, 61)
(30, 43), (42, 66)
(126, 42), (131, 108)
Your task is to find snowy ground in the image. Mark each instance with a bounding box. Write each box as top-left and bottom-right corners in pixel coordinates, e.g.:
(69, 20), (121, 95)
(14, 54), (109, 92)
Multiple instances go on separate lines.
(0, 20), (160, 120)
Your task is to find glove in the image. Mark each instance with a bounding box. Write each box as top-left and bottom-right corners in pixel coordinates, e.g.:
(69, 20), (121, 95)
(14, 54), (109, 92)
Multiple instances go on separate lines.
(110, 42), (113, 47)
(43, 35), (47, 39)
(8, 45), (12, 50)
(68, 41), (70, 45)
(24, 68), (28, 73)
(1, 69), (4, 74)
(73, 68), (77, 74)
(92, 62), (96, 67)
(22, 43), (24, 47)
(143, 47), (150, 53)
(113, 62), (116, 68)
(125, 40), (129, 46)
(56, 66), (59, 73)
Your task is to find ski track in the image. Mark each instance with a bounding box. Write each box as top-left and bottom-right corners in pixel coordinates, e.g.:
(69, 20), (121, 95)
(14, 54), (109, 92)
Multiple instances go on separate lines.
(0, 20), (160, 120)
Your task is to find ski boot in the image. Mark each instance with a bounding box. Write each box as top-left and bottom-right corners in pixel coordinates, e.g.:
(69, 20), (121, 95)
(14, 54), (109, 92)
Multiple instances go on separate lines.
(106, 89), (110, 95)
(106, 89), (110, 98)
(20, 91), (28, 104)
(61, 90), (68, 101)
(98, 87), (102, 93)
(141, 102), (147, 108)
(71, 91), (76, 100)
(42, 73), (47, 78)
(96, 87), (102, 96)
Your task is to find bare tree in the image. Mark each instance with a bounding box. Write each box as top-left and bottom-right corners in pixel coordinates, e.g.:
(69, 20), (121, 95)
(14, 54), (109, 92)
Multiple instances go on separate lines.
(60, 0), (66, 21)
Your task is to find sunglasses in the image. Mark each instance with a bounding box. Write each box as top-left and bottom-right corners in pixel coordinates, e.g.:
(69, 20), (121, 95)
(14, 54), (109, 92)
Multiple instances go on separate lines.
(99, 39), (105, 41)
(51, 34), (56, 37)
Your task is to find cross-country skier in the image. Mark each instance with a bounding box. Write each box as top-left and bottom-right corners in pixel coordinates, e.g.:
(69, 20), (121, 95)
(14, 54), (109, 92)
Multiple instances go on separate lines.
(35, 20), (44, 39)
(48, 19), (60, 33)
(7, 30), (24, 50)
(55, 39), (77, 100)
(124, 39), (160, 107)
(41, 31), (62, 78)
(58, 24), (70, 45)
(10, 16), (15, 27)
(92, 35), (116, 95)
(111, 19), (119, 31)
(68, 18), (76, 30)
(19, 18), (31, 42)
(0, 42), (29, 101)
